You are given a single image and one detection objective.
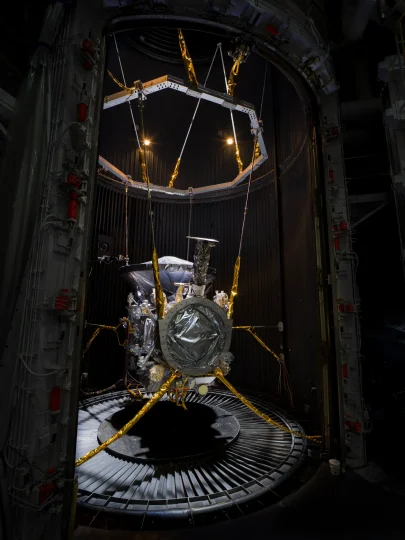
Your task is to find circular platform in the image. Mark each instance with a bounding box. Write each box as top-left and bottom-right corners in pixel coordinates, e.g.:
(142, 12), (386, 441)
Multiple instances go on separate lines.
(97, 400), (240, 462)
(76, 389), (307, 526)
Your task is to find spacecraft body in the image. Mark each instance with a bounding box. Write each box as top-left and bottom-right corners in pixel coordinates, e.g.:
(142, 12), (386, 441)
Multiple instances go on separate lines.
(119, 238), (234, 392)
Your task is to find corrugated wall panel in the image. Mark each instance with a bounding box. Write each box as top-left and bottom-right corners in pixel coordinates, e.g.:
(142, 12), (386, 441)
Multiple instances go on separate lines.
(86, 43), (322, 409)
(85, 180), (282, 395)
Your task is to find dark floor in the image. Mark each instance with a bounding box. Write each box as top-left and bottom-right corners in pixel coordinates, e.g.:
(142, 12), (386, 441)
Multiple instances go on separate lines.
(74, 464), (404, 539)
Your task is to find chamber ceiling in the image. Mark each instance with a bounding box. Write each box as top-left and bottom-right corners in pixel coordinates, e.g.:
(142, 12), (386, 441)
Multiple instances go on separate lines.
(99, 30), (305, 192)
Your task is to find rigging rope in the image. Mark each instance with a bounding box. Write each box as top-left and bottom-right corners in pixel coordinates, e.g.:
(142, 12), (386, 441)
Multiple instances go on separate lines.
(186, 187), (193, 260)
(259, 59), (268, 120)
(169, 44), (219, 188)
(112, 35), (148, 184)
(233, 326), (294, 407)
(125, 184), (129, 264)
(112, 34), (165, 317)
(178, 29), (198, 86)
(214, 368), (321, 443)
(219, 44), (243, 174)
(227, 42), (250, 97)
(227, 133), (258, 320)
(255, 59), (268, 160)
(75, 372), (180, 467)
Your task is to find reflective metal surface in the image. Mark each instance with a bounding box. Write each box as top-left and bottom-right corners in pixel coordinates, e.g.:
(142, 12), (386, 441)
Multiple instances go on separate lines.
(159, 297), (232, 376)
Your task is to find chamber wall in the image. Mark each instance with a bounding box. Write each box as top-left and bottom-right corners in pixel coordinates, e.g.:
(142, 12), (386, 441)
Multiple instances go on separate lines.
(86, 45), (321, 412)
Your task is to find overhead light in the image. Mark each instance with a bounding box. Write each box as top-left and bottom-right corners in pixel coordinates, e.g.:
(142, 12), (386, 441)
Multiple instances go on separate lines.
(144, 139), (151, 146)
(226, 137), (234, 145)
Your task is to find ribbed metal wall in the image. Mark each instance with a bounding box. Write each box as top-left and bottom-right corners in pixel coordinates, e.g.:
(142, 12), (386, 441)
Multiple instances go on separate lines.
(86, 43), (321, 410)
(86, 179), (282, 394)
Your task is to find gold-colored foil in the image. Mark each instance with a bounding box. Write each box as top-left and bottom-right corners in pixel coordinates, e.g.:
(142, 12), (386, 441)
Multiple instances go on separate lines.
(169, 157), (181, 188)
(227, 256), (241, 319)
(175, 284), (185, 304)
(178, 29), (198, 86)
(227, 56), (242, 96)
(214, 368), (321, 442)
(235, 142), (243, 173)
(107, 69), (135, 94)
(152, 247), (165, 319)
(139, 148), (149, 184)
(233, 326), (280, 362)
(254, 141), (261, 160)
(75, 372), (179, 467)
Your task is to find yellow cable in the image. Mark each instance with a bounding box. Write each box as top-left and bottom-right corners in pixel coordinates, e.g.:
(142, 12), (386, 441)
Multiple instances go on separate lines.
(178, 29), (198, 86)
(214, 368), (321, 443)
(75, 372), (180, 467)
(107, 69), (135, 94)
(227, 256), (241, 319)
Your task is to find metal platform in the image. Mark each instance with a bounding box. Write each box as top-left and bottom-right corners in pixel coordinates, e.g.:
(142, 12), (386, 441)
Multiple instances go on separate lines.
(75, 389), (307, 526)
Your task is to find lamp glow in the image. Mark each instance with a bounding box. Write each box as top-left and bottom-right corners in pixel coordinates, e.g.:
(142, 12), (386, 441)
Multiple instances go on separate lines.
(226, 137), (234, 145)
(144, 139), (151, 146)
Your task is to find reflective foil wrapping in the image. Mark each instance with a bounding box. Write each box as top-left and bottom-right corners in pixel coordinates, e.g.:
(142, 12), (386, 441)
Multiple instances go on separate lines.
(167, 304), (226, 376)
(138, 147), (149, 184)
(178, 29), (198, 86)
(119, 257), (213, 300)
(169, 157), (181, 188)
(75, 372), (179, 467)
(254, 140), (261, 160)
(227, 58), (241, 96)
(235, 142), (243, 173)
(214, 368), (321, 442)
(193, 240), (214, 286)
(227, 256), (241, 319)
(143, 317), (155, 351)
(152, 248), (165, 319)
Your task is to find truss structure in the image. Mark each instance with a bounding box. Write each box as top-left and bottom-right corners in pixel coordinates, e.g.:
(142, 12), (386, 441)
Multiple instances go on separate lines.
(99, 74), (268, 195)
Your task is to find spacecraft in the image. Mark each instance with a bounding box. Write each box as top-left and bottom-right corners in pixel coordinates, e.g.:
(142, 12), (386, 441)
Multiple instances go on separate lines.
(76, 233), (319, 469)
(119, 237), (233, 395)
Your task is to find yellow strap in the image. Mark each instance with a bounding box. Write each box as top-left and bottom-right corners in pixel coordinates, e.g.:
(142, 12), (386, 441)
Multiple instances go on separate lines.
(75, 372), (179, 467)
(178, 29), (198, 86)
(233, 326), (280, 361)
(227, 53), (243, 96)
(214, 368), (321, 443)
(152, 247), (166, 319)
(227, 256), (241, 319)
(107, 69), (135, 94)
(169, 157), (181, 188)
(235, 142), (243, 173)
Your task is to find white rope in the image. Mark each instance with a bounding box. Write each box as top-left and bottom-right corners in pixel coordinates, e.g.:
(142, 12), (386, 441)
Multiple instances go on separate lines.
(186, 188), (193, 260)
(113, 34), (142, 152)
(113, 34), (156, 246)
(259, 59), (268, 120)
(178, 44), (220, 159)
(19, 355), (59, 378)
(218, 44), (239, 148)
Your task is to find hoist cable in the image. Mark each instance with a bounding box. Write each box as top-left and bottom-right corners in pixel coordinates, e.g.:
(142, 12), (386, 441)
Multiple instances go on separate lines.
(227, 134), (257, 319)
(186, 188), (193, 260)
(259, 59), (268, 120)
(113, 34), (141, 150)
(169, 44), (219, 187)
(238, 135), (257, 258)
(124, 184), (129, 264)
(112, 34), (164, 316)
(218, 44), (243, 173)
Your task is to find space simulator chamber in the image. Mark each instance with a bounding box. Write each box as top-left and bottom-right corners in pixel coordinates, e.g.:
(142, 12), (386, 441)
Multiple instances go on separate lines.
(119, 237), (233, 395)
(75, 237), (315, 526)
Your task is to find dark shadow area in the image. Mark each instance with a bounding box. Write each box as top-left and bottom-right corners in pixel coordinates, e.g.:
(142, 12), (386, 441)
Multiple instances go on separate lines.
(97, 401), (240, 462)
(74, 466), (403, 539)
